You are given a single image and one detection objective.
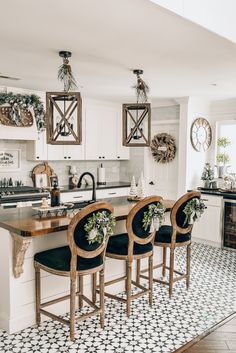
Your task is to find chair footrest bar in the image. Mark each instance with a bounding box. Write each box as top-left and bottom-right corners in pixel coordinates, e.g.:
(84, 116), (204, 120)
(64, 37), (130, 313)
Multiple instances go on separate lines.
(139, 263), (163, 274)
(131, 280), (148, 292)
(75, 308), (102, 322)
(139, 274), (149, 280)
(40, 309), (70, 326)
(82, 294), (99, 310)
(173, 274), (187, 282)
(153, 278), (170, 285)
(104, 275), (127, 287)
(165, 266), (184, 276)
(40, 291), (80, 308)
(104, 291), (126, 303)
(131, 289), (149, 300)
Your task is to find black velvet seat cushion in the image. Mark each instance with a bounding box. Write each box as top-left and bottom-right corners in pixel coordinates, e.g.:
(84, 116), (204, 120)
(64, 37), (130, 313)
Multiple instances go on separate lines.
(155, 225), (191, 243)
(106, 233), (153, 256)
(34, 246), (103, 272)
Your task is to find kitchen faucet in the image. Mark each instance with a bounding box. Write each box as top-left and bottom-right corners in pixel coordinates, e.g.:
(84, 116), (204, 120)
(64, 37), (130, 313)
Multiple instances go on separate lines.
(77, 172), (96, 202)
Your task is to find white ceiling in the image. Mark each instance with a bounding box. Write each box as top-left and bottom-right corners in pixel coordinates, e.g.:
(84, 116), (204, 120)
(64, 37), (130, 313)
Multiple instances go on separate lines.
(1, 0), (236, 101)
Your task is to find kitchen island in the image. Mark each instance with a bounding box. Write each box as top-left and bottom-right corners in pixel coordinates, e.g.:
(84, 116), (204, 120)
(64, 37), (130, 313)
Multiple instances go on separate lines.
(0, 197), (174, 334)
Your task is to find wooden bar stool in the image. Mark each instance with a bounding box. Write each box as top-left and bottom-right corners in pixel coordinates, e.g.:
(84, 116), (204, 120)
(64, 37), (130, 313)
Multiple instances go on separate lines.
(138, 191), (201, 298)
(103, 196), (163, 317)
(34, 201), (114, 341)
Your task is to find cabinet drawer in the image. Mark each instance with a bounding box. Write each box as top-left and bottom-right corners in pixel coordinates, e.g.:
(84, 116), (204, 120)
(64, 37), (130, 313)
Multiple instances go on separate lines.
(97, 187), (129, 199)
(201, 195), (223, 207)
(60, 191), (91, 203)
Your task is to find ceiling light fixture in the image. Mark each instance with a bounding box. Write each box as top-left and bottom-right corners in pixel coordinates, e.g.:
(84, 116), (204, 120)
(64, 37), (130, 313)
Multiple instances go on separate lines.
(0, 74), (20, 81)
(122, 69), (151, 147)
(46, 51), (82, 145)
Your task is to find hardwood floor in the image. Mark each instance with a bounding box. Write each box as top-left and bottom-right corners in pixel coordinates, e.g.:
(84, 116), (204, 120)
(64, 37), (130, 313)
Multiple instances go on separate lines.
(177, 314), (236, 353)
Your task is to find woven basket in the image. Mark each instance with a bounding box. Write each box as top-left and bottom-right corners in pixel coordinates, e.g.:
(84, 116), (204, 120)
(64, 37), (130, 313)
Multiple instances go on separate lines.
(0, 106), (33, 127)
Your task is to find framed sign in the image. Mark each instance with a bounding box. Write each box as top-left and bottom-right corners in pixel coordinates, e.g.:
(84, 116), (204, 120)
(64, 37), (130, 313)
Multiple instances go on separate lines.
(0, 149), (21, 171)
(35, 173), (48, 188)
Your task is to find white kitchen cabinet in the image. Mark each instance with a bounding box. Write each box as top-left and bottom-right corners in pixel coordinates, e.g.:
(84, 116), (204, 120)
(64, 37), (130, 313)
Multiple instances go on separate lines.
(85, 101), (129, 160)
(192, 195), (223, 245)
(60, 187), (129, 203)
(60, 190), (91, 203)
(47, 143), (84, 161)
(116, 111), (130, 160)
(97, 187), (129, 199)
(27, 130), (48, 161)
(27, 99), (129, 161)
(27, 133), (85, 161)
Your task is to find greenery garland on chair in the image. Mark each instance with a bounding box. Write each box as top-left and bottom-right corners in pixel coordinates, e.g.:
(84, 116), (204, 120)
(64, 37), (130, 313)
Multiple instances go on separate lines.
(84, 211), (116, 244)
(0, 92), (46, 131)
(183, 198), (206, 226)
(142, 202), (166, 232)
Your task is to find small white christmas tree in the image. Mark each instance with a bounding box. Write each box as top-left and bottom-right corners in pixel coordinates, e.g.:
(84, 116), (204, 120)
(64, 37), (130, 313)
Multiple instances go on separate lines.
(137, 175), (146, 199)
(129, 176), (137, 197)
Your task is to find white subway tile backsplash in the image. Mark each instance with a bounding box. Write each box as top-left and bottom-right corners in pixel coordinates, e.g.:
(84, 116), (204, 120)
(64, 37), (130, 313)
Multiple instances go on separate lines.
(0, 140), (122, 186)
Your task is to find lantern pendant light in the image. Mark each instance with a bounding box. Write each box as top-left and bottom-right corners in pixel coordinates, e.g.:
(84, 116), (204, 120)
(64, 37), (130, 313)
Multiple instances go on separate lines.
(46, 51), (82, 145)
(122, 69), (151, 147)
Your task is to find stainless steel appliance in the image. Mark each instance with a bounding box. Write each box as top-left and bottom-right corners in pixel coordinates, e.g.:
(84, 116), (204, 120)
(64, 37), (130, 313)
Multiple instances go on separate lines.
(0, 186), (50, 208)
(223, 199), (236, 250)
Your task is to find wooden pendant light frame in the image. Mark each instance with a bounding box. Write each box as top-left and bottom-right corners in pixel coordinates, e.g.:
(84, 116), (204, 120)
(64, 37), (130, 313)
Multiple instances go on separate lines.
(46, 92), (82, 145)
(122, 103), (151, 147)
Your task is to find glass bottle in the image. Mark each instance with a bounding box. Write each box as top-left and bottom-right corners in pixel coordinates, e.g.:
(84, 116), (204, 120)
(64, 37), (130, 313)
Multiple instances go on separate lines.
(50, 181), (60, 207)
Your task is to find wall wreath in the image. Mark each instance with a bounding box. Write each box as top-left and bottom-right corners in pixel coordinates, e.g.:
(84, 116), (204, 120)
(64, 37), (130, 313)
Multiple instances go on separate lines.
(150, 133), (176, 163)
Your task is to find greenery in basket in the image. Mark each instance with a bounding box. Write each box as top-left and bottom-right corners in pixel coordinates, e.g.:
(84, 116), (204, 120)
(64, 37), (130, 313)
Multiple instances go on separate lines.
(142, 202), (166, 231)
(0, 92), (46, 131)
(84, 211), (116, 244)
(201, 163), (214, 181)
(183, 198), (206, 226)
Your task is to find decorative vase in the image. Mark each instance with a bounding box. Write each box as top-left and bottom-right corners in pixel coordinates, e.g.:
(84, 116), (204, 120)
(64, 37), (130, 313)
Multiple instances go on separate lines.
(218, 166), (224, 179)
(204, 180), (210, 188)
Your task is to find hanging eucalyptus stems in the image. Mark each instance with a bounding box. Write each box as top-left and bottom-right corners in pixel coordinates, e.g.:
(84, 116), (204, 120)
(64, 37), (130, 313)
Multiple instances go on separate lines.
(132, 69), (149, 103)
(57, 51), (77, 92)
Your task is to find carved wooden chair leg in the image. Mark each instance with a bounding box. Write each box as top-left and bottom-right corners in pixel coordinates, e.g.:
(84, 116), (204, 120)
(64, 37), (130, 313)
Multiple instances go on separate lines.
(148, 255), (153, 306)
(78, 276), (83, 309)
(186, 244), (191, 289)
(169, 248), (175, 298)
(92, 273), (97, 303)
(162, 247), (167, 277)
(35, 266), (41, 325)
(126, 260), (132, 317)
(125, 261), (128, 292)
(99, 269), (105, 328)
(70, 277), (76, 341)
(136, 259), (141, 285)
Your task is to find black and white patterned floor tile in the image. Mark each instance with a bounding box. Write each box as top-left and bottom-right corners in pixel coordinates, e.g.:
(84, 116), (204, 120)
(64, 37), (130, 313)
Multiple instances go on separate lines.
(0, 242), (236, 353)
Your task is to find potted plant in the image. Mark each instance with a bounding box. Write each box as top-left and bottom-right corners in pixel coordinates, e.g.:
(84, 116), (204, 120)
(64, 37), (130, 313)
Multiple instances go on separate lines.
(201, 163), (214, 188)
(216, 137), (230, 178)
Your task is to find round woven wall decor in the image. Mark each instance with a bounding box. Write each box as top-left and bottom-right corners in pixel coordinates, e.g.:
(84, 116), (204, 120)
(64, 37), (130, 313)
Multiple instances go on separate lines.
(150, 133), (176, 163)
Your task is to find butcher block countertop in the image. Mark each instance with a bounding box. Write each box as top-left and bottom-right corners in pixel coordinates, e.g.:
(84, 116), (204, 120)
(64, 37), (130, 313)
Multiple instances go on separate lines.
(0, 197), (175, 237)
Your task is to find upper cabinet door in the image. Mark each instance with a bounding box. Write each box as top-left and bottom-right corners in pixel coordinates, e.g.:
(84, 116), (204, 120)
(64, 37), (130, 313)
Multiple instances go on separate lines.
(116, 109), (130, 160)
(27, 130), (48, 161)
(84, 100), (129, 160)
(100, 106), (117, 160)
(84, 103), (102, 160)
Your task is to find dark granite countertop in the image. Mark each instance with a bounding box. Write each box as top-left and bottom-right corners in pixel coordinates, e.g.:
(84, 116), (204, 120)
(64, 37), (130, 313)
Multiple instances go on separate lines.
(194, 188), (236, 200)
(60, 181), (131, 193)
